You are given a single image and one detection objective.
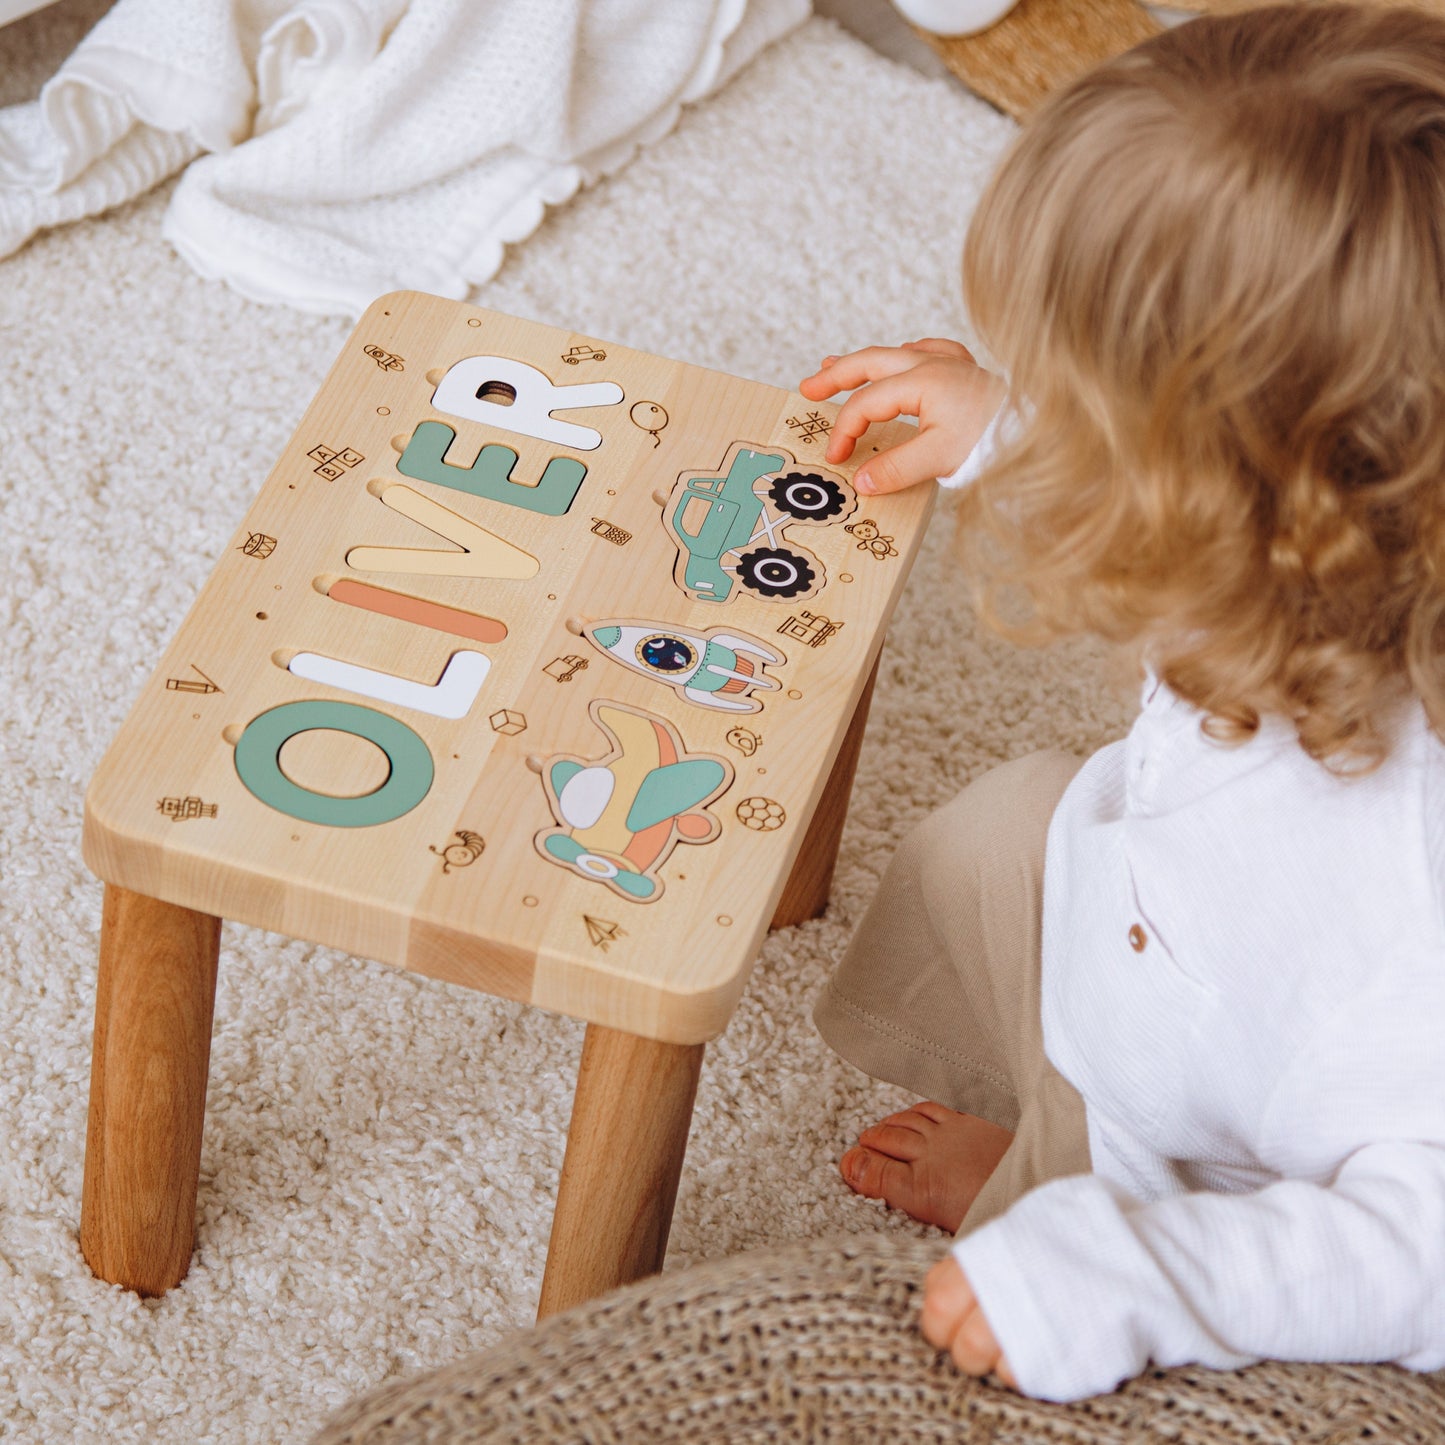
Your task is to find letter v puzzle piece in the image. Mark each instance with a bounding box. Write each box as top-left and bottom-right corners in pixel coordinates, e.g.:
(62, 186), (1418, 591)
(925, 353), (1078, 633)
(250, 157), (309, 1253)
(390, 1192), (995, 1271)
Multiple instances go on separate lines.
(346, 483), (539, 578)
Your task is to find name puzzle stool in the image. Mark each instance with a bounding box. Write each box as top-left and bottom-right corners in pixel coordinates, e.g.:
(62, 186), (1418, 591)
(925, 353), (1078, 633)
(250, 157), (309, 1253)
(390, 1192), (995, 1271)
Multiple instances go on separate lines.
(80, 294), (935, 1316)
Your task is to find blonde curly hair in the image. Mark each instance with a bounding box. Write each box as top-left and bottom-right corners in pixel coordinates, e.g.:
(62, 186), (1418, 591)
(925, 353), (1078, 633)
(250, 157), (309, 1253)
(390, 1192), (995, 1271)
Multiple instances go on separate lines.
(958, 3), (1445, 769)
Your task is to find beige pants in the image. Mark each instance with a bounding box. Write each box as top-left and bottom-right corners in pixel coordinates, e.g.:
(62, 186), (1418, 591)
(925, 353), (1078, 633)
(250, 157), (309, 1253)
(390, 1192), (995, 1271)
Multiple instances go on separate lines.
(815, 750), (1092, 1235)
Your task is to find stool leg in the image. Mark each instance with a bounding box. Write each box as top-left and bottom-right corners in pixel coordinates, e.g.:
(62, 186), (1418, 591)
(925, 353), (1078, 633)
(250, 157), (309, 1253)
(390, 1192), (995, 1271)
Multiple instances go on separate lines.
(80, 884), (221, 1296)
(771, 655), (880, 928)
(537, 1024), (705, 1320)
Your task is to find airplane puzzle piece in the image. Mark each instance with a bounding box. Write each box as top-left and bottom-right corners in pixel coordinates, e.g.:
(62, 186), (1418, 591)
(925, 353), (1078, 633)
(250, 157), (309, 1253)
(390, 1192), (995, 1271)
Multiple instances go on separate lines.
(534, 700), (732, 903)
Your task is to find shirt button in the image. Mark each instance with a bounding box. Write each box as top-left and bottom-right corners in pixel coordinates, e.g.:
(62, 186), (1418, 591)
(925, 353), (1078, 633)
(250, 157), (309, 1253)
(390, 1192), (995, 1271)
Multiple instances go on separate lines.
(1128, 923), (1147, 952)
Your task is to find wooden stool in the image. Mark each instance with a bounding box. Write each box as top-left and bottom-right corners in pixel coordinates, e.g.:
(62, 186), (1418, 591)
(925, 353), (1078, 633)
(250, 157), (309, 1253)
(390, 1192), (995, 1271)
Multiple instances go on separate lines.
(80, 295), (933, 1316)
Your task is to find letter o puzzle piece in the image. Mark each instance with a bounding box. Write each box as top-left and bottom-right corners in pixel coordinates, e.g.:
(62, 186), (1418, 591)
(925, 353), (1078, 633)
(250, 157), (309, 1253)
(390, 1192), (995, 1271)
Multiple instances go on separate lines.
(234, 700), (434, 827)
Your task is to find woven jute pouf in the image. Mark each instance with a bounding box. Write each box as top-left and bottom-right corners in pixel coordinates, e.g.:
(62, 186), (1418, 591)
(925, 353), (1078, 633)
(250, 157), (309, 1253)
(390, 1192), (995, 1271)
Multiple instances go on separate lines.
(311, 1233), (1445, 1444)
(915, 0), (1445, 122)
(1170, 0), (1445, 13)
(917, 0), (1161, 119)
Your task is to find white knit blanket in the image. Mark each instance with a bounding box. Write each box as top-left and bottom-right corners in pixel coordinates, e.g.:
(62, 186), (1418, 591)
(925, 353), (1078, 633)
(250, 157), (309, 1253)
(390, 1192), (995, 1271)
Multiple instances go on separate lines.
(0, 0), (808, 313)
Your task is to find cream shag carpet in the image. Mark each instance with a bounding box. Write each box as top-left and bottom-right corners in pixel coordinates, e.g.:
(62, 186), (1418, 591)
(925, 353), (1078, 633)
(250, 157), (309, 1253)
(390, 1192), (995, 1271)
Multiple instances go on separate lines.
(0, 5), (1134, 1440)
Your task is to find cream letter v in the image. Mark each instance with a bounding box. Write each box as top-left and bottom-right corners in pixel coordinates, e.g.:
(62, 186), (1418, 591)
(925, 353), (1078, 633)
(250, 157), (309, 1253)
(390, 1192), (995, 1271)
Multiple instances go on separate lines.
(346, 483), (539, 579)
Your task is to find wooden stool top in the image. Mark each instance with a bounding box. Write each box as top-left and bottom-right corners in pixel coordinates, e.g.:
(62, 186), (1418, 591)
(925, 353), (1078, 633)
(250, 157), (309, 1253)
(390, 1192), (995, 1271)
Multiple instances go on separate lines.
(84, 294), (933, 1043)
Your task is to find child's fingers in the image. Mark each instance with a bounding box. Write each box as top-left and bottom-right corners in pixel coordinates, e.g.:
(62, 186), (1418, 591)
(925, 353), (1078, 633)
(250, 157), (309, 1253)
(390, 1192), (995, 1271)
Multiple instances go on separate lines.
(919, 1300), (957, 1351)
(920, 1256), (976, 1348)
(922, 1259), (1011, 1386)
(924, 1254), (975, 1305)
(825, 369), (923, 461)
(826, 344), (934, 388)
(800, 344), (938, 401)
(902, 337), (977, 360)
(950, 1307), (1004, 1379)
(854, 430), (966, 495)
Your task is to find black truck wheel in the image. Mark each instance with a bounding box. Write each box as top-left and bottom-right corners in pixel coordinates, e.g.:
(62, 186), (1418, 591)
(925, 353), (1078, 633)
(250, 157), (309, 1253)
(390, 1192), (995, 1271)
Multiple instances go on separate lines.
(766, 471), (848, 520)
(736, 547), (816, 599)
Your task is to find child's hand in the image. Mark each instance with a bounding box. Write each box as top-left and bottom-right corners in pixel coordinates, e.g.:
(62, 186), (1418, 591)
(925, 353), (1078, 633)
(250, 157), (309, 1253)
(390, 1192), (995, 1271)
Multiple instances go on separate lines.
(920, 1254), (1017, 1389)
(798, 339), (1005, 496)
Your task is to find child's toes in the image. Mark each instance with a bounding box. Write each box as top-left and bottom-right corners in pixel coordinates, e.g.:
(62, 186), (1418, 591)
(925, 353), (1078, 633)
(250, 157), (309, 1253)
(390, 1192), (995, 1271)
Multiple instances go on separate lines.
(840, 1144), (913, 1203)
(876, 1104), (944, 1135)
(841, 1144), (955, 1228)
(857, 1121), (929, 1161)
(910, 1100), (959, 1126)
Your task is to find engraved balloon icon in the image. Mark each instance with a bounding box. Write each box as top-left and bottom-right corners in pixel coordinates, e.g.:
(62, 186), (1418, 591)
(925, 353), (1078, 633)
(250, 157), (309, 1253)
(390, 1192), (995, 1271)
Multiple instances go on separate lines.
(630, 401), (669, 447)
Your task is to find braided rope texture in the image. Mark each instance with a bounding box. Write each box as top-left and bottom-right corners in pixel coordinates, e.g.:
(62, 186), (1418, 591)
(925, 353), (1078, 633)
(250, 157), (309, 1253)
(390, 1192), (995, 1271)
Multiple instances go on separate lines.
(312, 1234), (1445, 1443)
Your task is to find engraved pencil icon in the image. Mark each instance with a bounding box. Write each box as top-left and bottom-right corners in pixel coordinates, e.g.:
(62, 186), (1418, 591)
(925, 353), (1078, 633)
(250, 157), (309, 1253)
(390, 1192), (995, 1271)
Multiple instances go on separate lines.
(166, 665), (222, 695)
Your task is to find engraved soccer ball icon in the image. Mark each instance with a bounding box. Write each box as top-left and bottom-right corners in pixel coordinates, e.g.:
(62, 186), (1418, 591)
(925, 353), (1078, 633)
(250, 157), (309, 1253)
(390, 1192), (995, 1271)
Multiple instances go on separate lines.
(736, 796), (786, 831)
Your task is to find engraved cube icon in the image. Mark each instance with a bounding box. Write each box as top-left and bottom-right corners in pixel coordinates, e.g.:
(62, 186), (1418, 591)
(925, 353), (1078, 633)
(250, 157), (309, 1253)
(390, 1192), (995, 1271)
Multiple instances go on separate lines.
(489, 708), (527, 736)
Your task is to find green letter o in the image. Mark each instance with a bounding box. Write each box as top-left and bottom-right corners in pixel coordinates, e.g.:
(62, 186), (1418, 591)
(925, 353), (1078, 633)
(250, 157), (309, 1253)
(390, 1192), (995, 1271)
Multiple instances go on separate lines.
(234, 700), (434, 827)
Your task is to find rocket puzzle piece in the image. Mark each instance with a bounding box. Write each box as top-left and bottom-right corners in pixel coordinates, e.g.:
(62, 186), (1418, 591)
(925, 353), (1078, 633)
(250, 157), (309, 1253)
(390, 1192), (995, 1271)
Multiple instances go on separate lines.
(534, 700), (732, 903)
(581, 619), (783, 714)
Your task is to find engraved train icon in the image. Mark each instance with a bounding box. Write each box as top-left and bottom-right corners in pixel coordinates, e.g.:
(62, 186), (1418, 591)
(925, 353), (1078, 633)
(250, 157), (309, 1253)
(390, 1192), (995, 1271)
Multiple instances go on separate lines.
(581, 620), (783, 713)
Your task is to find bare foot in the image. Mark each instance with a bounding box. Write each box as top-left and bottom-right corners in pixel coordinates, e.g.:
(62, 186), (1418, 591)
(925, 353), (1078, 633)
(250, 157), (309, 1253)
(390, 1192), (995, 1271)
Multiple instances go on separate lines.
(839, 1100), (1014, 1232)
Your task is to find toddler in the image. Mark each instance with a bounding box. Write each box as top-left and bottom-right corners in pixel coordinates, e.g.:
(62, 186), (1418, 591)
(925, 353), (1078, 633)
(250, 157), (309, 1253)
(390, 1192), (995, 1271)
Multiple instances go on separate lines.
(801, 3), (1445, 1402)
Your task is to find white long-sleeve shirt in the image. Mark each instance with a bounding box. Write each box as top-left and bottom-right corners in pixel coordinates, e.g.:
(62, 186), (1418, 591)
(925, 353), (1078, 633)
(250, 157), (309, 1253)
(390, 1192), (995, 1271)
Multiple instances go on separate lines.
(938, 426), (1445, 1401)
